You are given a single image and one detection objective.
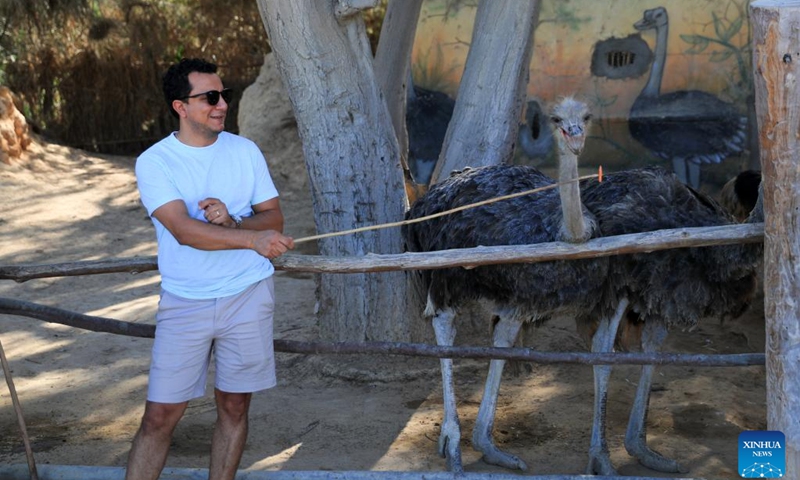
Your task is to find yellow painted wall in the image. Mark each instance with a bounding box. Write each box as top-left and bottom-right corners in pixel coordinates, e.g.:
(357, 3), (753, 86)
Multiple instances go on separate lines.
(411, 0), (755, 188)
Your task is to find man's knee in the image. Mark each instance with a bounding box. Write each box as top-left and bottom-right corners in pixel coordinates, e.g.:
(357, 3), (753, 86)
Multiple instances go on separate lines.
(140, 401), (186, 434)
(215, 391), (251, 421)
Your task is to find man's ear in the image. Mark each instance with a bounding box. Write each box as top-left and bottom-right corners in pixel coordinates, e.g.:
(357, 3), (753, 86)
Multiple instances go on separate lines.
(172, 99), (187, 118)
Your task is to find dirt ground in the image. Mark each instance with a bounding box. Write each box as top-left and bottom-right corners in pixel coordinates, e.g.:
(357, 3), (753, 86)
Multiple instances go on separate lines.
(0, 137), (767, 478)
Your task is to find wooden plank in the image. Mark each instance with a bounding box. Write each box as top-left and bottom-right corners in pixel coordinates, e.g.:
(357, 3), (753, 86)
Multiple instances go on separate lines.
(751, 0), (800, 474)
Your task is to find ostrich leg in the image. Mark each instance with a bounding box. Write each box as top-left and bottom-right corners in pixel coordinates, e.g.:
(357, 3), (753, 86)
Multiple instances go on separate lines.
(471, 311), (528, 470)
(624, 321), (687, 473)
(671, 158), (688, 186)
(687, 162), (701, 189)
(431, 307), (463, 473)
(586, 298), (629, 476)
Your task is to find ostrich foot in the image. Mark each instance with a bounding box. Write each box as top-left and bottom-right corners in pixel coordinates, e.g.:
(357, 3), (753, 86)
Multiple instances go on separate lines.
(438, 429), (463, 473)
(626, 440), (687, 473)
(586, 448), (617, 476)
(477, 443), (528, 471)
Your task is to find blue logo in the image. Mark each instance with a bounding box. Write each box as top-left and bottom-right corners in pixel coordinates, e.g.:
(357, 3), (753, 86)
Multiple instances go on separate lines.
(739, 430), (785, 478)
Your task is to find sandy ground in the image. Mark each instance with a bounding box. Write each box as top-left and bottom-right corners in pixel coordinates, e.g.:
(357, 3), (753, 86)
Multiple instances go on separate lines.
(0, 137), (767, 478)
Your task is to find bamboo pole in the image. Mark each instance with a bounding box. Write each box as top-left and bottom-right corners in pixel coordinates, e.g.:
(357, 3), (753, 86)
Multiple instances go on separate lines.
(0, 338), (39, 480)
(751, 0), (800, 474)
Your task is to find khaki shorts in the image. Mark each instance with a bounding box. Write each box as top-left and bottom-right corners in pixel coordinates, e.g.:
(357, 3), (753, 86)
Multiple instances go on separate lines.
(147, 277), (276, 403)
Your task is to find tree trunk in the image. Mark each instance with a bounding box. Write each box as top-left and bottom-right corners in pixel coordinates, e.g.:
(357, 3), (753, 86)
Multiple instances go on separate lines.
(751, 0), (800, 473)
(257, 0), (418, 342)
(430, 0), (540, 184)
(373, 0), (427, 203)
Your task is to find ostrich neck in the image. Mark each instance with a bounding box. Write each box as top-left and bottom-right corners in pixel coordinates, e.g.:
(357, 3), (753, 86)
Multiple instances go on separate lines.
(558, 148), (588, 242)
(642, 23), (669, 98)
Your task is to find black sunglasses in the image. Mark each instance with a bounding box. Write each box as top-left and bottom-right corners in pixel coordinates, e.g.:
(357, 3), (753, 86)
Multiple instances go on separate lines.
(179, 88), (233, 106)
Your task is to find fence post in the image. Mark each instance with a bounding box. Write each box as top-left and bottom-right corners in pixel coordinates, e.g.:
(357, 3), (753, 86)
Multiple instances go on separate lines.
(751, 0), (800, 474)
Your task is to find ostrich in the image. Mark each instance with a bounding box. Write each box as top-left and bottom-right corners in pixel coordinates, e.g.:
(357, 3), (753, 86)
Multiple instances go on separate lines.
(406, 80), (455, 186)
(517, 98), (554, 166)
(579, 166), (763, 475)
(403, 98), (621, 472)
(629, 6), (747, 188)
(719, 169), (762, 222)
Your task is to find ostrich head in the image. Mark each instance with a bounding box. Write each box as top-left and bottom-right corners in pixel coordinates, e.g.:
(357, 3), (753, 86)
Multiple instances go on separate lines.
(634, 6), (668, 31)
(549, 97), (592, 156)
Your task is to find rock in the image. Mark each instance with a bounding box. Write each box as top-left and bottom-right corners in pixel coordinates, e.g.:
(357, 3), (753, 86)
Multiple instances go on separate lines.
(0, 87), (31, 164)
(238, 54), (316, 251)
(238, 54), (309, 206)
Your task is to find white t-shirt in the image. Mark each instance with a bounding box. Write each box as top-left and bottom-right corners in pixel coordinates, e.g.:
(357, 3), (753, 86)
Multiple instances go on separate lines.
(136, 131), (279, 299)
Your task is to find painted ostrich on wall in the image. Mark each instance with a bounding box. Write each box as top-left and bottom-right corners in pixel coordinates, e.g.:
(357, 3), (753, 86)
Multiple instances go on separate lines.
(406, 78), (455, 186)
(629, 6), (747, 188)
(517, 98), (554, 165)
(579, 166), (763, 475)
(402, 98), (621, 473)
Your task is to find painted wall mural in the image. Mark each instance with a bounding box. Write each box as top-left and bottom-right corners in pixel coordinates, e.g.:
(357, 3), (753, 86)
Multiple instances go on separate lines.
(411, 0), (757, 191)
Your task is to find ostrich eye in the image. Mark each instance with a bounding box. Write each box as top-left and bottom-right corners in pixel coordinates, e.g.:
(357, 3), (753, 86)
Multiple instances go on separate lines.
(583, 114), (593, 122)
(550, 116), (562, 125)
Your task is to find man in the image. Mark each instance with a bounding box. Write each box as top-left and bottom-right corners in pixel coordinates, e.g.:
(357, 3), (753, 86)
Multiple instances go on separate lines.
(126, 58), (294, 480)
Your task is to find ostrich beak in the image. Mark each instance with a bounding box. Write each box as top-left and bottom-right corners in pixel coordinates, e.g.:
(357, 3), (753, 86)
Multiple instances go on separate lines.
(634, 17), (652, 30)
(561, 126), (586, 155)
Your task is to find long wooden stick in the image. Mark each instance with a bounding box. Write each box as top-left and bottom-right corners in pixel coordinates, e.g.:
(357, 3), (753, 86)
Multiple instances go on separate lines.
(292, 172), (601, 244)
(0, 338), (39, 480)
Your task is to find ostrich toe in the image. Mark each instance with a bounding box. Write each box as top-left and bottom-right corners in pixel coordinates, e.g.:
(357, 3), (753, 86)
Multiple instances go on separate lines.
(626, 440), (688, 473)
(438, 423), (463, 473)
(586, 448), (618, 476)
(477, 443), (528, 471)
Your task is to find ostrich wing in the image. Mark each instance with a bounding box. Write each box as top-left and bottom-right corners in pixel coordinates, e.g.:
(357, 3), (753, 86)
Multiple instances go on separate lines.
(629, 91), (747, 162)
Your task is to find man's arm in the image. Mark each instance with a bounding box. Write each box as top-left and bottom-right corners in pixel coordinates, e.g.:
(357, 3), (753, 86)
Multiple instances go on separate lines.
(199, 197), (285, 233)
(243, 197), (285, 232)
(152, 198), (293, 259)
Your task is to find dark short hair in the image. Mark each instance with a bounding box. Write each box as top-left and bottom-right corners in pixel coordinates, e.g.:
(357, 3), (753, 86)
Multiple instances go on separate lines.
(162, 58), (218, 119)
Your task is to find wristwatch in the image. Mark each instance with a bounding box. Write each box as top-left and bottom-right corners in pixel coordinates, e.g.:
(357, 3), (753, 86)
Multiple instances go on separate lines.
(232, 214), (243, 229)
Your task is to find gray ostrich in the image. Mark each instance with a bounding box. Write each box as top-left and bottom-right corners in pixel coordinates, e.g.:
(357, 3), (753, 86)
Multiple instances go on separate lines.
(403, 98), (621, 472)
(629, 6), (747, 188)
(579, 166), (763, 475)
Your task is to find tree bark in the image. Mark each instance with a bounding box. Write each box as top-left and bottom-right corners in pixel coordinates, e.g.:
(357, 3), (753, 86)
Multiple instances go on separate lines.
(256, 0), (417, 341)
(751, 0), (800, 473)
(373, 0), (424, 170)
(430, 0), (540, 184)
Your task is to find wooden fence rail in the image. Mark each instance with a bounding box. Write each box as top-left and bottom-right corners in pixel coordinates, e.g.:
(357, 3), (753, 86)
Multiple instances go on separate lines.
(0, 223), (764, 282)
(0, 297), (765, 367)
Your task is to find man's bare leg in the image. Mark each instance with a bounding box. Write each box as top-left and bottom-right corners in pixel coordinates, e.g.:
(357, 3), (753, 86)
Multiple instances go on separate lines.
(209, 389), (252, 480)
(125, 401), (188, 480)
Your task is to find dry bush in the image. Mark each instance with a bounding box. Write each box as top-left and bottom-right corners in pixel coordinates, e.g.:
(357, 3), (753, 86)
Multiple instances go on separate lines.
(2, 1), (386, 155)
(4, 0), (269, 155)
